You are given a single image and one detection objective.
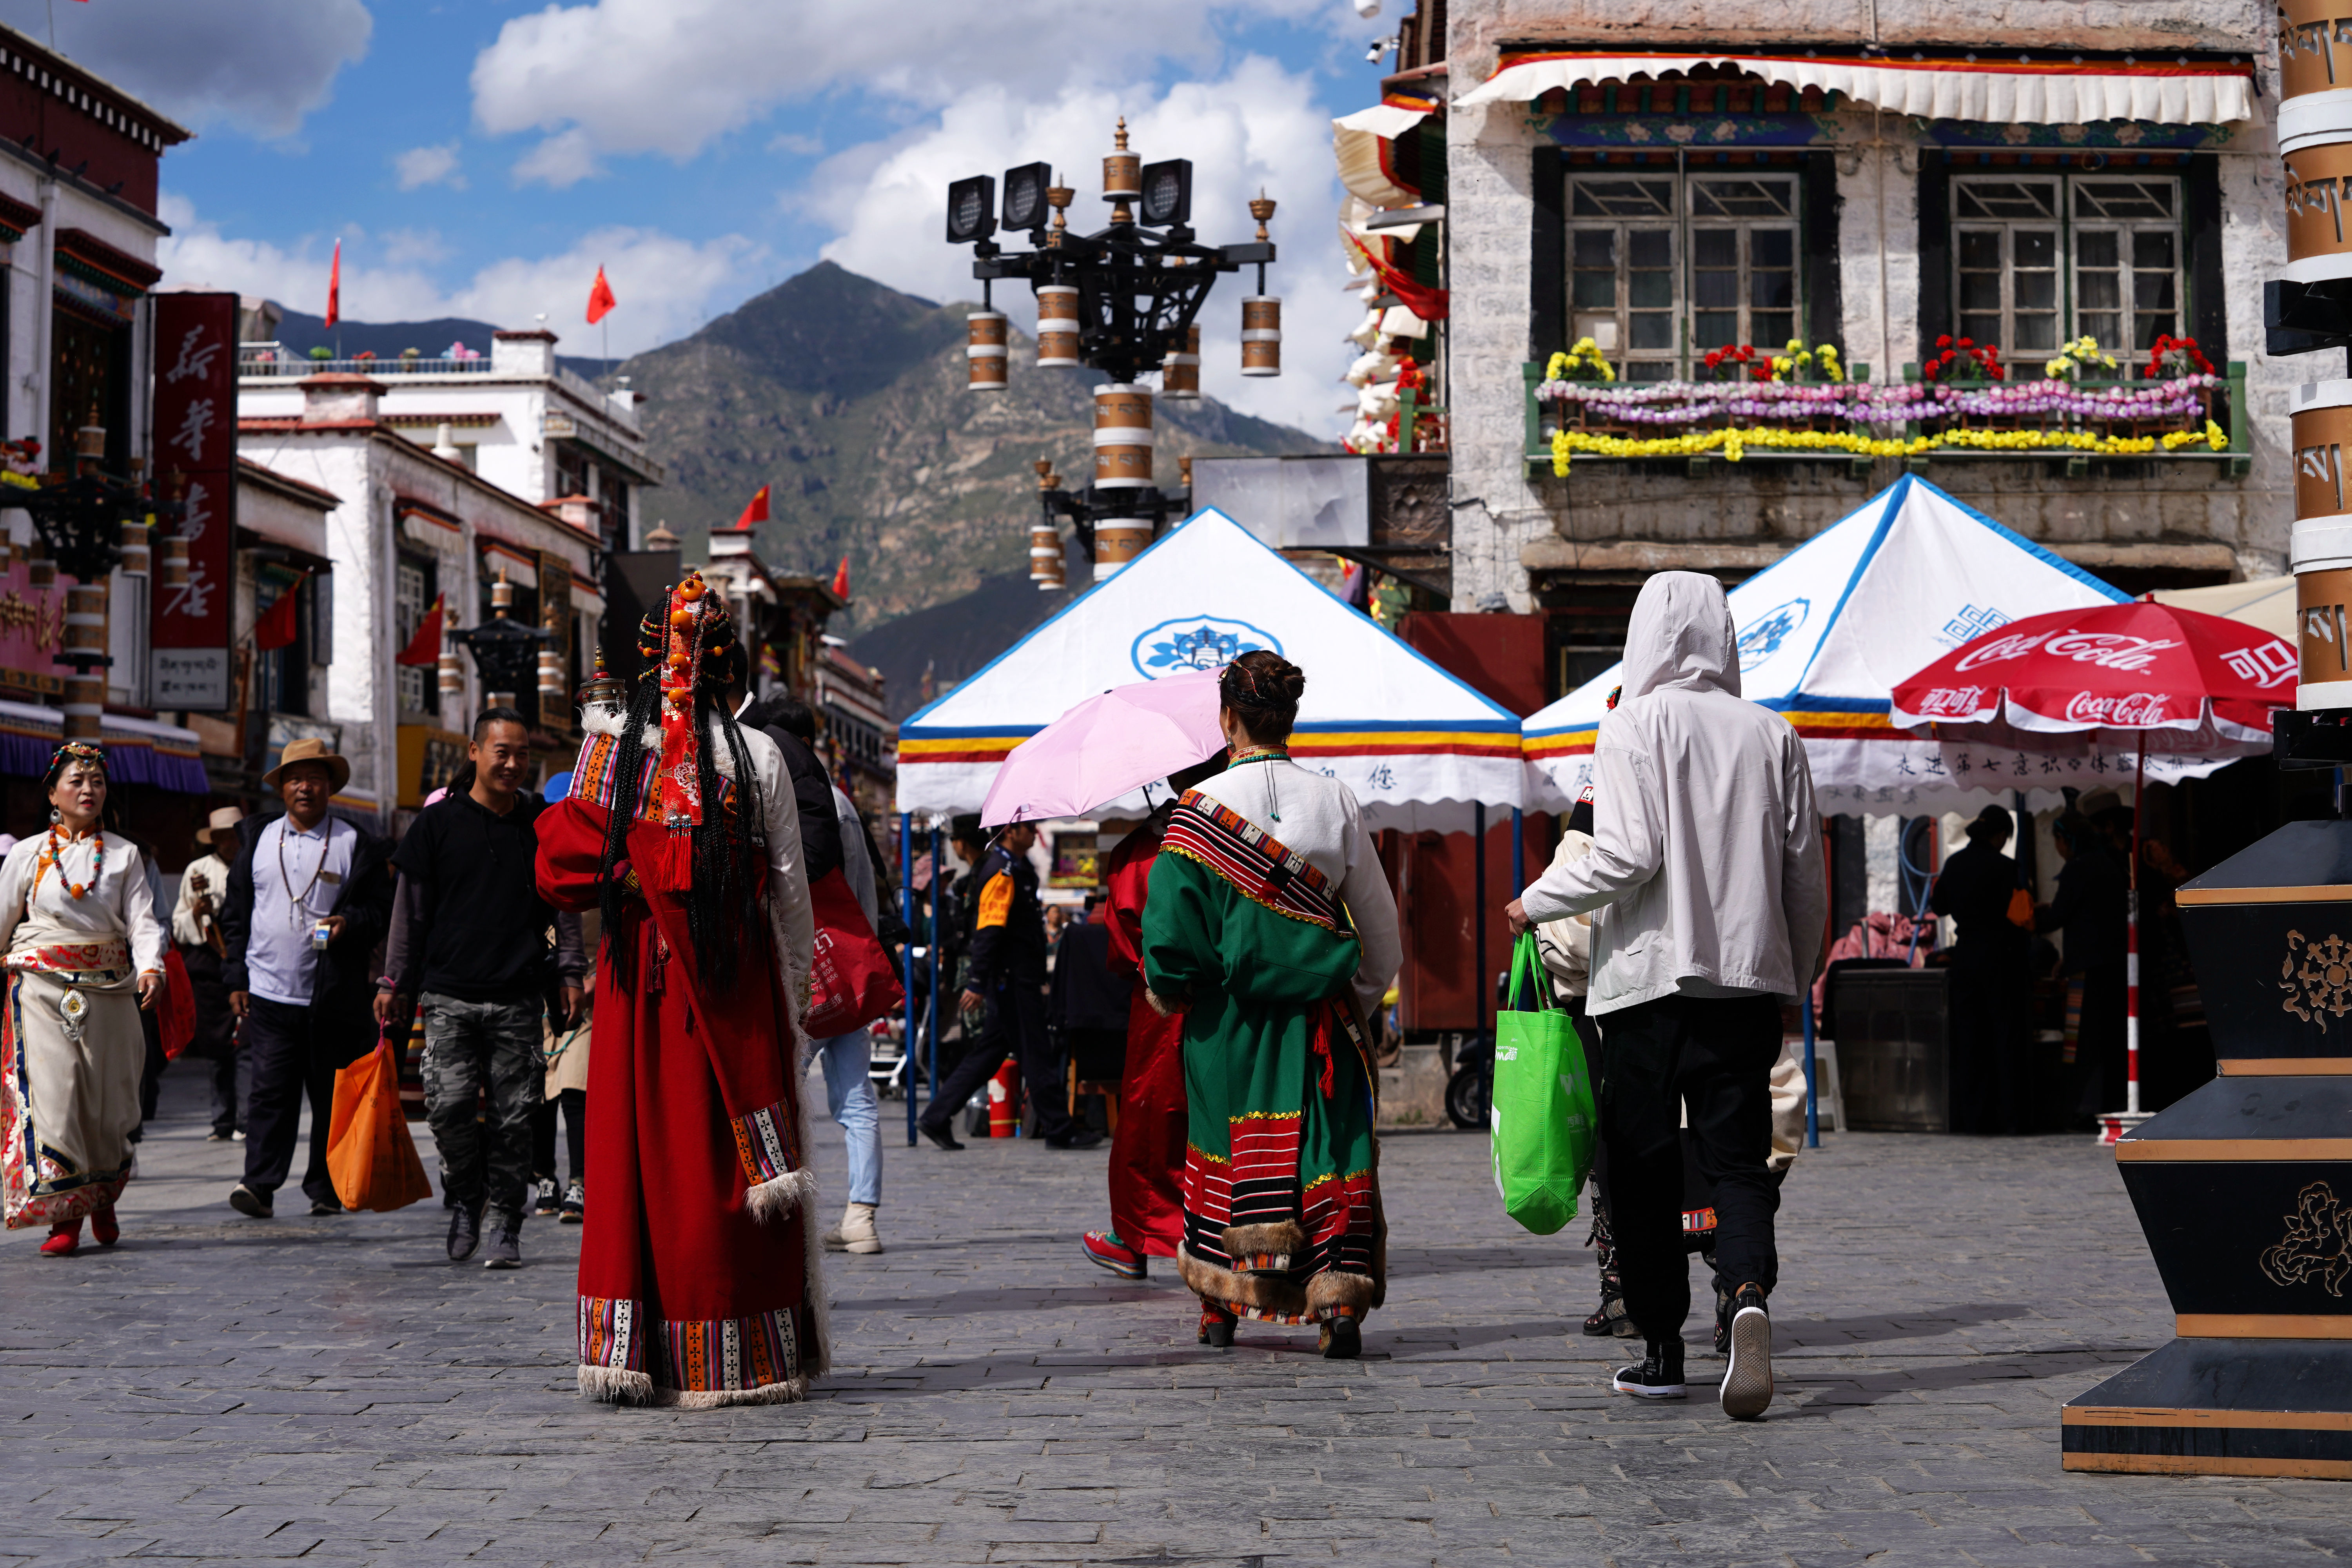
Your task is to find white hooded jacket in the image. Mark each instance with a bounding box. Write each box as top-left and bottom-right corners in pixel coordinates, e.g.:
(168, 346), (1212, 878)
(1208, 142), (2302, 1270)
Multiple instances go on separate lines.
(1519, 572), (1826, 1014)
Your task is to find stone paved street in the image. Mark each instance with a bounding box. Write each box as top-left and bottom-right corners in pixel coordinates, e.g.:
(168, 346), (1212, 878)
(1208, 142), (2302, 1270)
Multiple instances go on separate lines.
(5, 1063), (2351, 1566)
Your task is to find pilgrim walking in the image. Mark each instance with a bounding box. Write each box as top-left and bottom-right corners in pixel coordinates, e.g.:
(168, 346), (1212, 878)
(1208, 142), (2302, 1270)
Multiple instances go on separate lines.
(0, 741), (169, 1255)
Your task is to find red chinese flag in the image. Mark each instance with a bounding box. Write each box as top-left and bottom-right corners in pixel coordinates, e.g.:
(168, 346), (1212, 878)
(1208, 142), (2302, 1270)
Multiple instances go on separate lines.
(735, 485), (769, 528)
(830, 555), (851, 601)
(394, 593), (445, 667)
(586, 266), (617, 325)
(325, 240), (341, 330)
(254, 574), (308, 652)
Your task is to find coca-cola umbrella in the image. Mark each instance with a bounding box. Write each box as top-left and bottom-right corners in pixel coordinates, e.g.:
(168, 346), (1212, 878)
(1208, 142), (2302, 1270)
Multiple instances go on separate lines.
(1891, 600), (2299, 1136)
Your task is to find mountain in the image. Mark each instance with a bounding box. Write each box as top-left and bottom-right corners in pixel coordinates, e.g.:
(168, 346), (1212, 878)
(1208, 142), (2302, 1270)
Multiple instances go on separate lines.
(615, 261), (1329, 642)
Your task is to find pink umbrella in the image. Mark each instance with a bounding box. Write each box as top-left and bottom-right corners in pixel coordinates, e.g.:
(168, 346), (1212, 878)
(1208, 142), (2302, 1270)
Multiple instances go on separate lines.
(978, 667), (1225, 828)
(1892, 600), (2297, 1139)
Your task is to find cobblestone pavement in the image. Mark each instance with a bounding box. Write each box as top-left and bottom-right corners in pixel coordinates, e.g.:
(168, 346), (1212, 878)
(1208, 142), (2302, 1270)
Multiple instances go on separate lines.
(5, 1062), (2351, 1567)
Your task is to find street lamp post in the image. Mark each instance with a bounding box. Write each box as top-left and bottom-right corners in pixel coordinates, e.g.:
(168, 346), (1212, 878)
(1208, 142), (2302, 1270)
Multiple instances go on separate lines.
(450, 569), (558, 715)
(3, 412), (184, 740)
(945, 121), (1278, 586)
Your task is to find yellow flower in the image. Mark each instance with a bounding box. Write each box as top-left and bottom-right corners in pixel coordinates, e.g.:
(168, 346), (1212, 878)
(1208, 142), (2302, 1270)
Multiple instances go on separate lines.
(1550, 427), (1572, 477)
(0, 471), (34, 490)
(2205, 419), (2227, 450)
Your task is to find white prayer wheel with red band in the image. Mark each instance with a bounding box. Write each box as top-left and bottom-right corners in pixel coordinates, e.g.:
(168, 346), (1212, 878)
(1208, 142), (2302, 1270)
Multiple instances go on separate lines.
(2292, 378), (2352, 709)
(159, 535), (189, 589)
(967, 310), (1008, 392)
(1240, 296), (1282, 377)
(1092, 519), (1151, 582)
(61, 583), (106, 739)
(1092, 383), (1154, 489)
(116, 520), (149, 577)
(1162, 323), (1201, 399)
(1035, 285), (1080, 368)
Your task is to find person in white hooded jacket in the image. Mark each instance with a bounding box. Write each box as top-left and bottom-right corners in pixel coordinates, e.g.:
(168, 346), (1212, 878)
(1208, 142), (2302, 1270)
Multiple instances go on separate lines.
(1508, 572), (1826, 1419)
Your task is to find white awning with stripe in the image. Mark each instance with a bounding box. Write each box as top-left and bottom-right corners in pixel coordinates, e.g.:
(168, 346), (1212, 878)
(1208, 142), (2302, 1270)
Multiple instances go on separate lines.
(1334, 102), (1434, 208)
(1457, 53), (2258, 126)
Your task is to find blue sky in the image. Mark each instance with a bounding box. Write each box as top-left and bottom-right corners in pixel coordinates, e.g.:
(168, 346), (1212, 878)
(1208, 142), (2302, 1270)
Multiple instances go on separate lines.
(2, 0), (1397, 431)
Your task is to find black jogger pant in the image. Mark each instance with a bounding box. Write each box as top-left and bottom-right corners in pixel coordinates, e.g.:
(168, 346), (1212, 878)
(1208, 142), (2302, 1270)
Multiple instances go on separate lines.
(920, 979), (1072, 1142)
(1597, 992), (1782, 1348)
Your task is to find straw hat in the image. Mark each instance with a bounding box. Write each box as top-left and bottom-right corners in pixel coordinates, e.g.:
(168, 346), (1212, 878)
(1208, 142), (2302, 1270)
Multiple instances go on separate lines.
(263, 736), (351, 794)
(196, 806), (245, 845)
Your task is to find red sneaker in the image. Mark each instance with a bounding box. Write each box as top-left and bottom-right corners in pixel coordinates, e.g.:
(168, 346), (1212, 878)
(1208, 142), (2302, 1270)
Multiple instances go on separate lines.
(1081, 1230), (1145, 1280)
(39, 1220), (80, 1257)
(90, 1207), (119, 1247)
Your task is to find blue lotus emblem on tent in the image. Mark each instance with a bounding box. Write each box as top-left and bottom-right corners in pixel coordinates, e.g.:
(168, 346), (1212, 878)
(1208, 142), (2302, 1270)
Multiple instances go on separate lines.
(1132, 616), (1280, 677)
(1735, 598), (1809, 671)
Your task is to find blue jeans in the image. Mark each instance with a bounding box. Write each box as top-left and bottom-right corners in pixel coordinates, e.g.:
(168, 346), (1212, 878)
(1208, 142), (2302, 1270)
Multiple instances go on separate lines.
(815, 1028), (880, 1207)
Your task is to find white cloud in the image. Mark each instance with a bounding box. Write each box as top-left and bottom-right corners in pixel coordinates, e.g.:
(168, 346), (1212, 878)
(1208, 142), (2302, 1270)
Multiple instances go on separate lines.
(393, 143), (464, 192)
(512, 128), (603, 190)
(0, 0), (369, 139)
(468, 0), (1337, 162)
(809, 57), (1350, 432)
(156, 194), (766, 358)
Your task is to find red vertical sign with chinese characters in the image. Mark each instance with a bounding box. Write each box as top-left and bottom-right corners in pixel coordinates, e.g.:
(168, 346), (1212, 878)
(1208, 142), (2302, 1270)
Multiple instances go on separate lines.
(150, 291), (237, 709)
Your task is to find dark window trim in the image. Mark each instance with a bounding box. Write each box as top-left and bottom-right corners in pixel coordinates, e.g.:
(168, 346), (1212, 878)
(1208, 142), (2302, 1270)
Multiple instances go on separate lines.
(1802, 149), (1842, 352)
(1530, 145), (1565, 361)
(2185, 152), (2226, 363)
(1916, 157), (1952, 359)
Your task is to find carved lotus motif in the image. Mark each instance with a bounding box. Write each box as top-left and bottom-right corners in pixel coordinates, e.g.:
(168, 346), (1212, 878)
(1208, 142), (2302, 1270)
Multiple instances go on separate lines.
(2279, 930), (2352, 1031)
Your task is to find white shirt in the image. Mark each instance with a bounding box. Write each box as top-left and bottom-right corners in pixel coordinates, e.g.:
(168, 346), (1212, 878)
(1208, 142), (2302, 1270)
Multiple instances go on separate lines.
(247, 814), (356, 1006)
(1188, 756), (1403, 1024)
(171, 851), (233, 949)
(0, 829), (168, 975)
(1520, 572), (1828, 1014)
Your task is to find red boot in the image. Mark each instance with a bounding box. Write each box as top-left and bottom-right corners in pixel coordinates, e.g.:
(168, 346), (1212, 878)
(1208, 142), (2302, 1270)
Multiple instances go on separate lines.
(39, 1219), (81, 1257)
(1197, 1301), (1237, 1348)
(90, 1206), (119, 1247)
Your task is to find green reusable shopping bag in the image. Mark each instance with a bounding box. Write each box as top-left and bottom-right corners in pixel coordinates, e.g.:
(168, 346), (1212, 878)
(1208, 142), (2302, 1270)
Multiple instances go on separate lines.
(1489, 931), (1598, 1235)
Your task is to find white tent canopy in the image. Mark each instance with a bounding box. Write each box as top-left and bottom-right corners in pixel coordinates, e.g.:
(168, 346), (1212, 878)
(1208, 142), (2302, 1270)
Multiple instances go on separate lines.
(1519, 476), (2214, 817)
(897, 509), (1521, 832)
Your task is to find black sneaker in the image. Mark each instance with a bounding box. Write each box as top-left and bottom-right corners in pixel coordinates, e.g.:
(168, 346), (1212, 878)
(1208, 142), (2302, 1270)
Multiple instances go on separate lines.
(1713, 1282), (1734, 1356)
(482, 1222), (522, 1270)
(532, 1178), (560, 1216)
(1720, 1284), (1773, 1421)
(558, 1181), (584, 1223)
(446, 1203), (482, 1262)
(920, 1119), (965, 1152)
(1612, 1346), (1687, 1400)
(228, 1184), (273, 1220)
(309, 1199), (343, 1217)
(1047, 1128), (1104, 1150)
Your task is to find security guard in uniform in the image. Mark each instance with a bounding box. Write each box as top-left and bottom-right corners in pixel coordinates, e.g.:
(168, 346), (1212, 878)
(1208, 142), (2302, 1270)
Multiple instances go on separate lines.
(917, 822), (1099, 1151)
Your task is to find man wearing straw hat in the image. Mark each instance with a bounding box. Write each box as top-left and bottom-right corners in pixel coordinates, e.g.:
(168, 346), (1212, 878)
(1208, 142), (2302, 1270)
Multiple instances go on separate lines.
(219, 737), (396, 1220)
(171, 806), (246, 1142)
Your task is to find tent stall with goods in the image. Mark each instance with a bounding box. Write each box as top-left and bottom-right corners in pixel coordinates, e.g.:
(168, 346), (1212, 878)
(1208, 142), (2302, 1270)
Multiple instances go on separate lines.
(897, 508), (1522, 832)
(1516, 476), (2225, 818)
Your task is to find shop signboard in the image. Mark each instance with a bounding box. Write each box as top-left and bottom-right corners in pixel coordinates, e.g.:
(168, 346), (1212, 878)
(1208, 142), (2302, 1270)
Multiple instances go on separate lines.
(0, 554), (62, 695)
(150, 291), (237, 710)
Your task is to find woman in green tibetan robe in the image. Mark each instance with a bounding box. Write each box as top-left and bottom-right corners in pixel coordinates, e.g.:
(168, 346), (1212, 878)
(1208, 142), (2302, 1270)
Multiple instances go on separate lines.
(1140, 651), (1403, 1359)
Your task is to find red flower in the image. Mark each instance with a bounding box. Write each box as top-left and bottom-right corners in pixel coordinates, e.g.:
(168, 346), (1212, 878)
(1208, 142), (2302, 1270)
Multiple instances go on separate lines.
(1751, 366), (1771, 382)
(1990, 365), (2007, 380)
(1922, 360), (1938, 380)
(1704, 350), (1722, 369)
(1735, 345), (1754, 361)
(1957, 337), (1975, 349)
(1937, 335), (1953, 349)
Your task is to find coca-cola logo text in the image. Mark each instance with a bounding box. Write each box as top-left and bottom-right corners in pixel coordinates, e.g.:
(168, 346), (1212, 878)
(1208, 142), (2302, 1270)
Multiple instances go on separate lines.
(2040, 631), (2182, 671)
(2063, 691), (2170, 726)
(1952, 631), (2048, 671)
(1912, 685), (1985, 717)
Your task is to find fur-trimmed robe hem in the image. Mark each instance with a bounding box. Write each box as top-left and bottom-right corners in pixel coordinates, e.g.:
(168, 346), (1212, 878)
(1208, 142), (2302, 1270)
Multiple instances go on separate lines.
(1221, 1220), (1308, 1261)
(744, 1167), (818, 1225)
(578, 1365), (655, 1405)
(1176, 1243), (1377, 1323)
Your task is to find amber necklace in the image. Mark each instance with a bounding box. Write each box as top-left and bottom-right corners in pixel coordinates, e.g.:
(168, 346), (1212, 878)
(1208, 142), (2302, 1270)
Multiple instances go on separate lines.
(34, 823), (103, 901)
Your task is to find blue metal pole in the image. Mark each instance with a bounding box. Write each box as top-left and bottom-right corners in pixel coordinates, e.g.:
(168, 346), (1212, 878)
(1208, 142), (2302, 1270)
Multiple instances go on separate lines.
(1511, 806), (1524, 899)
(928, 825), (942, 1119)
(1473, 802), (1487, 1033)
(901, 811), (918, 1147)
(1802, 990), (1820, 1149)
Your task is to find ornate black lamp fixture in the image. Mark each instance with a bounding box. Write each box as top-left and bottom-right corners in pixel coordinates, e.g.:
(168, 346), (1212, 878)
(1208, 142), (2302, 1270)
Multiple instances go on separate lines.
(450, 569), (557, 714)
(945, 121), (1278, 586)
(5, 410), (184, 739)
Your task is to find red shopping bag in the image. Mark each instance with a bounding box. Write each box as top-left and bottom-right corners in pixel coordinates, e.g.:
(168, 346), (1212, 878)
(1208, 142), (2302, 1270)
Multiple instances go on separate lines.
(327, 1034), (434, 1212)
(804, 869), (904, 1038)
(157, 949), (197, 1060)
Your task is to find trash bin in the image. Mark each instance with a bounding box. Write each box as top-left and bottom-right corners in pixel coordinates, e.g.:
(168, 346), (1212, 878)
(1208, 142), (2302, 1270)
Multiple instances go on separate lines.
(1829, 967), (1951, 1132)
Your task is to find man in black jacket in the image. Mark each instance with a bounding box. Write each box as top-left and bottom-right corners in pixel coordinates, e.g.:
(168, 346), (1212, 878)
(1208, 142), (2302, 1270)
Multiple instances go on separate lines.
(740, 692), (842, 883)
(221, 737), (396, 1219)
(916, 823), (1097, 1151)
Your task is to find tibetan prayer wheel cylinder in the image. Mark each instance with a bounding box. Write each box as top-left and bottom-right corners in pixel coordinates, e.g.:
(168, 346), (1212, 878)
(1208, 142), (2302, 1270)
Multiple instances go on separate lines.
(60, 583), (106, 740)
(966, 310), (1008, 392)
(1035, 285), (1080, 368)
(1240, 295), (1282, 377)
(1028, 523), (1062, 583)
(2290, 382), (2352, 709)
(158, 536), (188, 589)
(2281, 0), (2352, 155)
(1092, 383), (1154, 490)
(116, 520), (149, 576)
(1162, 323), (1201, 399)
(1092, 518), (1151, 582)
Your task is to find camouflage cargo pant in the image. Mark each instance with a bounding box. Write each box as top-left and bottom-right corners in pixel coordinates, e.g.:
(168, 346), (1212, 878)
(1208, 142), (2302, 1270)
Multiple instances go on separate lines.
(420, 992), (544, 1228)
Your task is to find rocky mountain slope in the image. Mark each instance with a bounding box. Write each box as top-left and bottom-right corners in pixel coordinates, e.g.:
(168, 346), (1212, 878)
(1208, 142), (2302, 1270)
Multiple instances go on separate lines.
(617, 261), (1327, 639)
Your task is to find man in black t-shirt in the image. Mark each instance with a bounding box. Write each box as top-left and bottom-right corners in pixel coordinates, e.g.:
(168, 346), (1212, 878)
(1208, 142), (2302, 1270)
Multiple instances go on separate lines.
(382, 708), (584, 1268)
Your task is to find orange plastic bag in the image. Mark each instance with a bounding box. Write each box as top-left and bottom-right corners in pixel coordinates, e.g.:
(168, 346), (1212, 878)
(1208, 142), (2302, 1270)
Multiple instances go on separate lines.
(327, 1036), (433, 1212)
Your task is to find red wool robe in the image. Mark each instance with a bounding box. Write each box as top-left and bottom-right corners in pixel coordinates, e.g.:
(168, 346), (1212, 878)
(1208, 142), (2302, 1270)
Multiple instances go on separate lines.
(535, 742), (826, 1407)
(1103, 803), (1187, 1256)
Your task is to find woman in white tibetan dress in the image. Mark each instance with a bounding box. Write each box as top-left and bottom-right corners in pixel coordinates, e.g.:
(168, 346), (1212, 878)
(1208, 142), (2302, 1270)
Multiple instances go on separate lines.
(0, 741), (168, 1255)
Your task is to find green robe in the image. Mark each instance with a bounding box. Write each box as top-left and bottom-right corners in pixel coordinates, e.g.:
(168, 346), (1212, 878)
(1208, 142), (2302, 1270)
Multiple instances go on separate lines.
(1140, 791), (1383, 1324)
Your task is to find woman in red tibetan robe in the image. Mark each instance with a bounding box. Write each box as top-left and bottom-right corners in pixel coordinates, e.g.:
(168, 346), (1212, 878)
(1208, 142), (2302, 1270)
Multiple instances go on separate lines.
(535, 573), (824, 1406)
